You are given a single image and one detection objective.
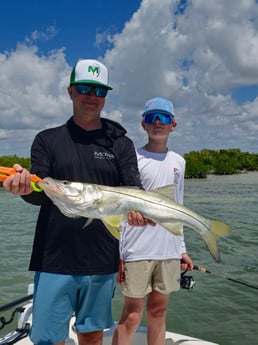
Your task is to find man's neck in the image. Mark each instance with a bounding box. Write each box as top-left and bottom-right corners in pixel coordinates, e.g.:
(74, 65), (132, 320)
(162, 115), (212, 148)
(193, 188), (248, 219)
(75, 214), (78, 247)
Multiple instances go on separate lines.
(73, 115), (102, 131)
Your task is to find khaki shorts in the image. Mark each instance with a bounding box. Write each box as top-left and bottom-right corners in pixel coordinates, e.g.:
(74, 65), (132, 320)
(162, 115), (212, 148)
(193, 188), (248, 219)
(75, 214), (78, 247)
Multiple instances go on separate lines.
(121, 259), (180, 298)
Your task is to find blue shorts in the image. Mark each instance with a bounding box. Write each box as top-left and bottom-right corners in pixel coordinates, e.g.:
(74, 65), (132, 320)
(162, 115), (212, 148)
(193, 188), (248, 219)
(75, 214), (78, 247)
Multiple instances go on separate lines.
(30, 272), (116, 345)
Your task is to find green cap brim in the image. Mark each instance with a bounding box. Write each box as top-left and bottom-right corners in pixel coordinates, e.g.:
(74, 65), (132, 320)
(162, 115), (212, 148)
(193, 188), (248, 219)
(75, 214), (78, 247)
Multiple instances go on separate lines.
(70, 80), (112, 90)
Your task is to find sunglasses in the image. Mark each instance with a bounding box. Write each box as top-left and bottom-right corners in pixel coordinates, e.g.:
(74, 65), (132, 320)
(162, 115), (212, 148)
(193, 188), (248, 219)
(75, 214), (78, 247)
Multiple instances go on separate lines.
(76, 84), (108, 98)
(143, 113), (174, 124)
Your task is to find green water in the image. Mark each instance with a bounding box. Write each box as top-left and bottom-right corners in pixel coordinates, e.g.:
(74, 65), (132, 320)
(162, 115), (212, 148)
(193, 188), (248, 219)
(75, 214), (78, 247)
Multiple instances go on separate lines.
(1, 173), (258, 345)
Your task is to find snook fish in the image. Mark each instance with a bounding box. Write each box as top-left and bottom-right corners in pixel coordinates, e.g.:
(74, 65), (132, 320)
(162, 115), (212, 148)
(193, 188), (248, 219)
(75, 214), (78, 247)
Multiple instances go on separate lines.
(38, 178), (232, 263)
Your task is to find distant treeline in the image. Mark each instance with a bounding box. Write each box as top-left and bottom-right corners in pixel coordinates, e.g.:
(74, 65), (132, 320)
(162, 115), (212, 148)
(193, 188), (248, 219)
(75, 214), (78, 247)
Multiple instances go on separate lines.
(0, 149), (258, 180)
(184, 148), (258, 178)
(0, 155), (31, 170)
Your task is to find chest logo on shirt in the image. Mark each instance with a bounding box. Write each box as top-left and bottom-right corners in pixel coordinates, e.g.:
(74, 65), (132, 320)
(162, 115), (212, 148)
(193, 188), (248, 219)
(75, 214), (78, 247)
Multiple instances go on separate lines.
(94, 151), (115, 160)
(173, 168), (180, 184)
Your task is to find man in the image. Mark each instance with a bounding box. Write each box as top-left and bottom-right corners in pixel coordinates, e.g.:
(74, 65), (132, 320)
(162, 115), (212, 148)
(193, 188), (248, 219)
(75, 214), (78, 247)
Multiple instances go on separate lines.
(3, 59), (147, 345)
(112, 97), (194, 345)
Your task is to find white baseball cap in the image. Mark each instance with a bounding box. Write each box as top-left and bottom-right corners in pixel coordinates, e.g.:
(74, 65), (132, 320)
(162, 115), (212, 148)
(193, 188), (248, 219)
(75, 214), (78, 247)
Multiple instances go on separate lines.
(70, 59), (112, 90)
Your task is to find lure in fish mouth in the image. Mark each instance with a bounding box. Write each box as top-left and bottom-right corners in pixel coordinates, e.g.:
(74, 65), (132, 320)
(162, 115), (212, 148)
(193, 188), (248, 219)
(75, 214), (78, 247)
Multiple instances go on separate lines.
(38, 177), (233, 263)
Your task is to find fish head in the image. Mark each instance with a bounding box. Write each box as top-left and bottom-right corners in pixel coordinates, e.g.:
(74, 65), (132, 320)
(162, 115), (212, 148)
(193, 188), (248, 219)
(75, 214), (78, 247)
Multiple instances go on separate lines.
(38, 177), (102, 218)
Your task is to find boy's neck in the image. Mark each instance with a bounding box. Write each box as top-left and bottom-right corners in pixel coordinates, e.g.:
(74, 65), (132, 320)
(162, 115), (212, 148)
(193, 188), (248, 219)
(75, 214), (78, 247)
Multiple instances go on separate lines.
(144, 143), (168, 153)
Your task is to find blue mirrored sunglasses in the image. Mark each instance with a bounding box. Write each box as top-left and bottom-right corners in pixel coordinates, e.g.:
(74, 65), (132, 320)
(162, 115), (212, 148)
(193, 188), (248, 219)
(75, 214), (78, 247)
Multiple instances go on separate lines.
(143, 113), (173, 124)
(76, 84), (108, 98)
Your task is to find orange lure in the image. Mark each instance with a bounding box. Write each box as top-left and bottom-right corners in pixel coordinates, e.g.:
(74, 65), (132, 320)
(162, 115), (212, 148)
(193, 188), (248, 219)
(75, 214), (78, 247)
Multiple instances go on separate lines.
(0, 166), (43, 191)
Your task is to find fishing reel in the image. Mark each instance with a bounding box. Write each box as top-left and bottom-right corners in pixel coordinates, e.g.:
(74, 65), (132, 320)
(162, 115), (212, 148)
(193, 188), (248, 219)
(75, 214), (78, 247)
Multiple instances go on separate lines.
(180, 270), (196, 291)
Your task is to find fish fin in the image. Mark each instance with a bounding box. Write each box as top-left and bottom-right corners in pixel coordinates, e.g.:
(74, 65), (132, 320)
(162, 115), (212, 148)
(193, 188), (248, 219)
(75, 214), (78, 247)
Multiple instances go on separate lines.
(203, 219), (232, 263)
(102, 215), (123, 239)
(103, 215), (124, 227)
(82, 218), (94, 229)
(152, 185), (176, 200)
(210, 219), (232, 237)
(160, 222), (183, 236)
(102, 220), (121, 240)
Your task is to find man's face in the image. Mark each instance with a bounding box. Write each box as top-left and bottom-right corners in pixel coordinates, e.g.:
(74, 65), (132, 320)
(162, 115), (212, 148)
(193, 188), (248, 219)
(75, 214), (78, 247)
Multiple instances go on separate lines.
(67, 84), (106, 117)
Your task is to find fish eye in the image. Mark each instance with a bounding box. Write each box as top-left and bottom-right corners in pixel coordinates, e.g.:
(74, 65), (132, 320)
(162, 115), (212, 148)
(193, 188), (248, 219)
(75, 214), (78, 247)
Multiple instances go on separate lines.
(60, 181), (84, 195)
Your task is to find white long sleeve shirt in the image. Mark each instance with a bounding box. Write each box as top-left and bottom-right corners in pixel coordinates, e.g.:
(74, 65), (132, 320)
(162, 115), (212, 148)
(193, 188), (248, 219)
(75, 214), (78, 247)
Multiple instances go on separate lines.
(120, 147), (187, 261)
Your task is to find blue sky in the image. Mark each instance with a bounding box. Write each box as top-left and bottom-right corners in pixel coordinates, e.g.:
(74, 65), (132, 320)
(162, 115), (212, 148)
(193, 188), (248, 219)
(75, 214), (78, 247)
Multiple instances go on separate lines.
(0, 0), (141, 65)
(0, 0), (258, 157)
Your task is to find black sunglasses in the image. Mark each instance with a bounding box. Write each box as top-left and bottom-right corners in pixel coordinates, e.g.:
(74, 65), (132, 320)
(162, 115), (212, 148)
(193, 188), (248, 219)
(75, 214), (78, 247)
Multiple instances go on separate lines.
(76, 84), (108, 98)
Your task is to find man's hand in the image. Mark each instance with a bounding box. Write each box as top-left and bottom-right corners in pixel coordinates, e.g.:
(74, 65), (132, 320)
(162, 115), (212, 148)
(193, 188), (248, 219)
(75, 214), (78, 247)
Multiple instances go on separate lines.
(127, 210), (156, 227)
(3, 164), (32, 195)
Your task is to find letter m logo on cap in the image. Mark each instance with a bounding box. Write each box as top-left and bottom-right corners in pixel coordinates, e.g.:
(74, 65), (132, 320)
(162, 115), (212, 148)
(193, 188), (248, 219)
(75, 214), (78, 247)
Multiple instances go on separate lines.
(88, 65), (100, 76)
(70, 59), (112, 89)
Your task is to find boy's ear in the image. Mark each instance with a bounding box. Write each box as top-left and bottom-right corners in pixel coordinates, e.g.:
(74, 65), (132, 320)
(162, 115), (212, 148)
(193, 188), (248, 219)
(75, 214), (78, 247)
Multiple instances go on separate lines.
(172, 120), (177, 128)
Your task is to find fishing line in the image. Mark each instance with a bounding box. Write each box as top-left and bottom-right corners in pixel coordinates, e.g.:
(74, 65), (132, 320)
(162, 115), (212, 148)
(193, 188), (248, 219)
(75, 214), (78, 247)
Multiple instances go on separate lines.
(193, 265), (258, 290)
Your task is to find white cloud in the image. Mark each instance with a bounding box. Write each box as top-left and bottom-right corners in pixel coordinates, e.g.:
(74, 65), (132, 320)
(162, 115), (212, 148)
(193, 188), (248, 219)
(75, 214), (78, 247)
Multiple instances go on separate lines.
(0, 41), (72, 155)
(0, 0), (258, 157)
(103, 0), (258, 154)
(30, 26), (58, 42)
(0, 45), (70, 116)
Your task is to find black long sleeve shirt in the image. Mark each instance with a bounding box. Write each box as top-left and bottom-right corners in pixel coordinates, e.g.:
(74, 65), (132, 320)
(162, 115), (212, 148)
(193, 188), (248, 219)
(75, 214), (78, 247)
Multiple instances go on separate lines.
(22, 117), (142, 275)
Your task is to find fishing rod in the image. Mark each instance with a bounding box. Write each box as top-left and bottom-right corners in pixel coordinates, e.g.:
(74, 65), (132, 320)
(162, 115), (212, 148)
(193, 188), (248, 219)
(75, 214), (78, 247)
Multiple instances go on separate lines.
(0, 294), (33, 313)
(193, 265), (258, 290)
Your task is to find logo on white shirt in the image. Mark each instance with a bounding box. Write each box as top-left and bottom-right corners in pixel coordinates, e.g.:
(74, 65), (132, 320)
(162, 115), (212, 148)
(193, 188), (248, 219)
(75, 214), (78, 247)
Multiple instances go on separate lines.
(173, 168), (180, 184)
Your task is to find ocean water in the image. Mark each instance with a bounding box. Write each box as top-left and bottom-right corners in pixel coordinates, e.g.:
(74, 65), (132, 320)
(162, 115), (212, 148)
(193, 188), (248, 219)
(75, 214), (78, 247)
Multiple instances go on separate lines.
(0, 173), (258, 345)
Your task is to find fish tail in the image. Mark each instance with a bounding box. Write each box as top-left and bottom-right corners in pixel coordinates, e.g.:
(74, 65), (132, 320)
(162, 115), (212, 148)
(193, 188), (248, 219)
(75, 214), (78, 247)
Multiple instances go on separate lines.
(203, 220), (232, 263)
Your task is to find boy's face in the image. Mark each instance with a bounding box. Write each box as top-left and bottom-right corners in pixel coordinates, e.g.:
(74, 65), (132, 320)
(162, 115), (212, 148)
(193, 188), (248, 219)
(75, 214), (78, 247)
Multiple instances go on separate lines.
(142, 114), (176, 140)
